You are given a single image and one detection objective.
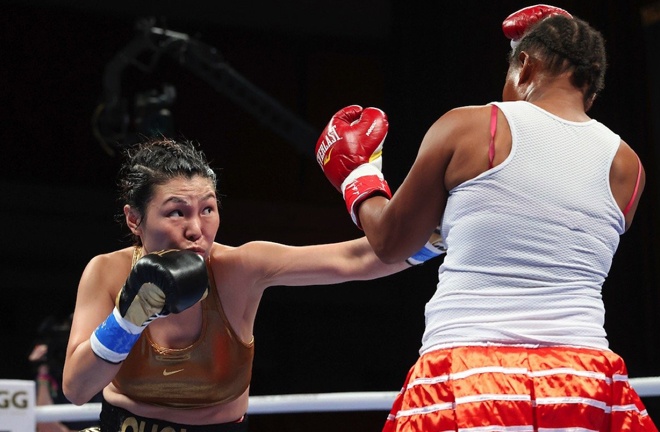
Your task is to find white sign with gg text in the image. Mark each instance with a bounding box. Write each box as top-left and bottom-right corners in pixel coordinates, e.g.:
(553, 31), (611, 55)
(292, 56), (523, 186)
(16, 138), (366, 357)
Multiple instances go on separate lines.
(0, 380), (36, 432)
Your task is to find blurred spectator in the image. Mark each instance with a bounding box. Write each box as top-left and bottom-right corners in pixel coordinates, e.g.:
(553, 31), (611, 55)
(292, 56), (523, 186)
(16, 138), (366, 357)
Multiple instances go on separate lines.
(30, 315), (100, 431)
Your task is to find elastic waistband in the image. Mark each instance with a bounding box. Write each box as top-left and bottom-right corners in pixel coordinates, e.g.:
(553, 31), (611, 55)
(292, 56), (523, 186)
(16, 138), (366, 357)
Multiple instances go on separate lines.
(100, 399), (248, 432)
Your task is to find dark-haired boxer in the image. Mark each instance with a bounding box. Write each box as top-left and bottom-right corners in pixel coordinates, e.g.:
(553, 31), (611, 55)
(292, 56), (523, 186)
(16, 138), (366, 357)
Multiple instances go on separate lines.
(316, 4), (655, 431)
(63, 136), (442, 431)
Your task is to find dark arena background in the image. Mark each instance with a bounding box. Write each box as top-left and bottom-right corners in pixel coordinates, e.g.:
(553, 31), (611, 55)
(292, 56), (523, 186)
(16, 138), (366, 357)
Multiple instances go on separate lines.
(2, 0), (659, 430)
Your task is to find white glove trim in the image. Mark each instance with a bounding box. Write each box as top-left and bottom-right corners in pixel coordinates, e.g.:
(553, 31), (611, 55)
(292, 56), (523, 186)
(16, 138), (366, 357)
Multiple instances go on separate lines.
(340, 164), (384, 199)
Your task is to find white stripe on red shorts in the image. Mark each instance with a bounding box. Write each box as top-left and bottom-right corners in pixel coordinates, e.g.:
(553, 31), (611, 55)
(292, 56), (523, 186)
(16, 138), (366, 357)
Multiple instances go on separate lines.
(383, 345), (657, 432)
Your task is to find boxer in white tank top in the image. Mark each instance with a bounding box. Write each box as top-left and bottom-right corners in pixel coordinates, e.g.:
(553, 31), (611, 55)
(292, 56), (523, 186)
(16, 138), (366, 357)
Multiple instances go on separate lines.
(315, 4), (653, 431)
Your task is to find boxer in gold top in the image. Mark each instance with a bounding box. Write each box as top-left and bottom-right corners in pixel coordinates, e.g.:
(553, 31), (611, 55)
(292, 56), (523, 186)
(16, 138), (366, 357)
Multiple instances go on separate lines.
(63, 138), (420, 431)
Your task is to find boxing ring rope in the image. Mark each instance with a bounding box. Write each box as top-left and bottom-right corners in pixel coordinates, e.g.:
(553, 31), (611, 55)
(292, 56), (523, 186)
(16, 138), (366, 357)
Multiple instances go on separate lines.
(34, 376), (660, 423)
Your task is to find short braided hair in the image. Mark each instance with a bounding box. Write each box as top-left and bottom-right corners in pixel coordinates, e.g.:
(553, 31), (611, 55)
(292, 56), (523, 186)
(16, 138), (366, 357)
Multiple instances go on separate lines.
(511, 14), (607, 104)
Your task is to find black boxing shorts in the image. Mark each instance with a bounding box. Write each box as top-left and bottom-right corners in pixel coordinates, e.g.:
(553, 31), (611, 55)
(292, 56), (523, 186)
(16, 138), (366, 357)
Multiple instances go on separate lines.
(96, 399), (248, 432)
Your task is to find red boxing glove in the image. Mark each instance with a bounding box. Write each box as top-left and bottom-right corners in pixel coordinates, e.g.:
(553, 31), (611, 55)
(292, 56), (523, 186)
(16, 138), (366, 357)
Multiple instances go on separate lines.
(502, 4), (572, 48)
(316, 105), (391, 228)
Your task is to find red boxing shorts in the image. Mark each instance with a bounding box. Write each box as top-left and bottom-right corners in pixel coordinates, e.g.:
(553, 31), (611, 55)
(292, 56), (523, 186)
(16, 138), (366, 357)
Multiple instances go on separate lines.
(383, 344), (657, 431)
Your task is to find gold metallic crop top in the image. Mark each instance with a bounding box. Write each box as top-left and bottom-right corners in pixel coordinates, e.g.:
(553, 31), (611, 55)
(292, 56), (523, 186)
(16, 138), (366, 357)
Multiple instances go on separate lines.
(112, 248), (255, 408)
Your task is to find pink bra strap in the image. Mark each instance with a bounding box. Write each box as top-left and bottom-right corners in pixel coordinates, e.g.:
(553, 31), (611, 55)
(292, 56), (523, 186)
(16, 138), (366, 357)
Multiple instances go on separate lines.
(488, 104), (498, 169)
(622, 156), (642, 216)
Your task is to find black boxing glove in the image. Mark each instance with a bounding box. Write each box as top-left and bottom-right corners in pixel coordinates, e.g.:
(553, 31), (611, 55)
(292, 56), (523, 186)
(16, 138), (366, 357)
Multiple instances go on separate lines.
(90, 250), (209, 363)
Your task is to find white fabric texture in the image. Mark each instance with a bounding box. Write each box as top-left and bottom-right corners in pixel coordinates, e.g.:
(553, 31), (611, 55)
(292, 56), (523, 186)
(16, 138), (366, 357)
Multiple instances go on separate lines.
(421, 101), (625, 354)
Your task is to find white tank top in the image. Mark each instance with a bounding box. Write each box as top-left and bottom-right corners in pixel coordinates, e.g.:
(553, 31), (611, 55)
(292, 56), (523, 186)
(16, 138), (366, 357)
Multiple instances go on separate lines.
(420, 101), (625, 354)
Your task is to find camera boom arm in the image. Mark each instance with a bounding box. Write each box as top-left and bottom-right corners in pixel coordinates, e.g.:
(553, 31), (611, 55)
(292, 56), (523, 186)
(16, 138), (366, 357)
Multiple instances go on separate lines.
(97, 20), (318, 158)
